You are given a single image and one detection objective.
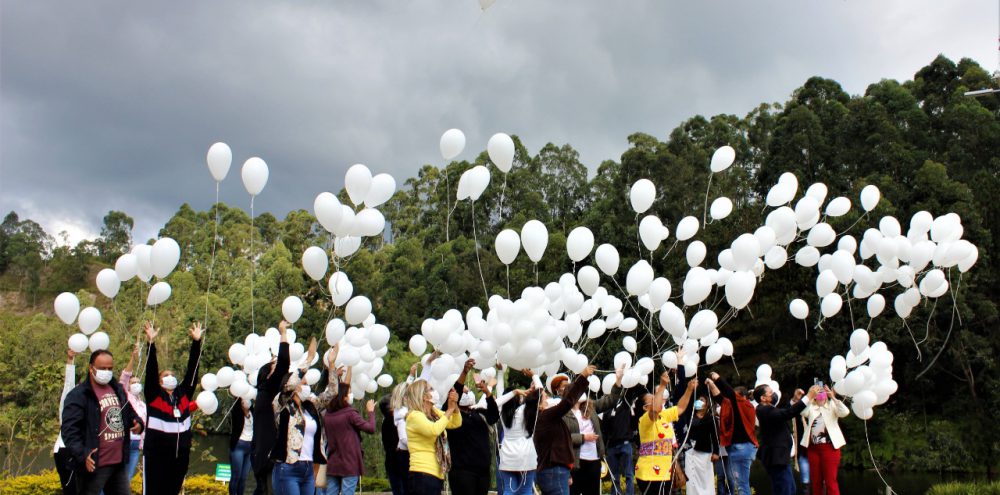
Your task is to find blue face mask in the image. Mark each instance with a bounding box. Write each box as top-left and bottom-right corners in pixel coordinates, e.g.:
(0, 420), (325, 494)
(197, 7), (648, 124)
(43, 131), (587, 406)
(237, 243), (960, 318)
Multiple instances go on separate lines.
(694, 399), (705, 411)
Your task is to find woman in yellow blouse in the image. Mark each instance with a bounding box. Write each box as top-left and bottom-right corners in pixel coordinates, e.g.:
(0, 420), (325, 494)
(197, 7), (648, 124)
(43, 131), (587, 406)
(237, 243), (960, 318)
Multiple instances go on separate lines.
(636, 372), (696, 495)
(404, 380), (461, 495)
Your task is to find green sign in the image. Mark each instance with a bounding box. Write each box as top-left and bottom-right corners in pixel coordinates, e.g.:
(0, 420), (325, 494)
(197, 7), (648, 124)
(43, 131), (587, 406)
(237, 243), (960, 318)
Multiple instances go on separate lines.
(215, 463), (232, 482)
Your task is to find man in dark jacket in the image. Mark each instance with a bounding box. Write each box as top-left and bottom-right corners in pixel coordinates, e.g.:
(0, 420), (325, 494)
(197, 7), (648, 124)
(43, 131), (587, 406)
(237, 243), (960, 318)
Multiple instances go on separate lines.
(601, 386), (642, 495)
(61, 349), (144, 495)
(753, 384), (818, 495)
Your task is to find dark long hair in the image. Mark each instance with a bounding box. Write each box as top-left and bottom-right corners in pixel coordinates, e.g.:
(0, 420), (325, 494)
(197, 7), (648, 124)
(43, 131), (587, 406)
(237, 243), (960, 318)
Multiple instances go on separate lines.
(501, 389), (540, 437)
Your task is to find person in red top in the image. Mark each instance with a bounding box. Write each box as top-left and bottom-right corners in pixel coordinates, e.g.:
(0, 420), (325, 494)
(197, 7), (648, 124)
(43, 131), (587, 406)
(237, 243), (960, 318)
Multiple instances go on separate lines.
(705, 372), (757, 495)
(142, 320), (203, 495)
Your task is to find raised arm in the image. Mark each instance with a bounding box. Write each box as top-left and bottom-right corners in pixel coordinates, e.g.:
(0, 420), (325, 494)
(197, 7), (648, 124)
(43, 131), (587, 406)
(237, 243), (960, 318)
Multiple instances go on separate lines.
(477, 379), (500, 424)
(550, 366), (595, 419)
(182, 322), (205, 399)
(143, 322), (161, 402)
(675, 377), (697, 416)
(58, 350), (77, 426)
(649, 371), (669, 420)
(593, 367), (624, 413)
(264, 321), (292, 396)
(709, 372), (736, 402)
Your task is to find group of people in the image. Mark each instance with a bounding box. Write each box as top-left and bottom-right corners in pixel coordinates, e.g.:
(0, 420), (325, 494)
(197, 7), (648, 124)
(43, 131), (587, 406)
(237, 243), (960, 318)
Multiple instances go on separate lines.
(55, 321), (851, 495)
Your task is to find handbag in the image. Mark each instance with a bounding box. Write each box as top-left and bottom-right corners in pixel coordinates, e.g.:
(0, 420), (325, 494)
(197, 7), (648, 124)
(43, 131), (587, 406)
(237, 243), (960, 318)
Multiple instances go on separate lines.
(671, 461), (686, 488)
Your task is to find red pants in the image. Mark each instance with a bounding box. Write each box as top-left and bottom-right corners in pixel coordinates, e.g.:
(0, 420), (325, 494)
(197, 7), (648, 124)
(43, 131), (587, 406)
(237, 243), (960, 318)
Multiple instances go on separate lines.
(807, 442), (841, 495)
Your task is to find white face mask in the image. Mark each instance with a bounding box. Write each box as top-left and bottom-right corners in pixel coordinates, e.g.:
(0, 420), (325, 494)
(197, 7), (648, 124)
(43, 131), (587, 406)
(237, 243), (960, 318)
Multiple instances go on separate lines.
(429, 390), (441, 405)
(130, 383), (143, 395)
(298, 385), (311, 401)
(459, 391), (476, 407)
(93, 369), (113, 385)
(161, 375), (178, 390)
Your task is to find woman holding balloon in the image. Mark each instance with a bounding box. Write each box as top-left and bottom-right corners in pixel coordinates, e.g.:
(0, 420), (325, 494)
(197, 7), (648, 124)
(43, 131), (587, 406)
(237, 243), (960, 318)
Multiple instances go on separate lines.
(404, 380), (461, 495)
(142, 320), (203, 495)
(800, 385), (849, 495)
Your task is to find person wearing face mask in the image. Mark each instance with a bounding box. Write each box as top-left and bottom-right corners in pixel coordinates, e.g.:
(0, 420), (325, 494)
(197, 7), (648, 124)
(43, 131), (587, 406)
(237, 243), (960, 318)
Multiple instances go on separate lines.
(799, 385), (848, 495)
(228, 397), (254, 495)
(404, 379), (462, 495)
(753, 384), (819, 495)
(682, 393), (720, 495)
(496, 369), (543, 495)
(117, 338), (147, 487)
(705, 373), (756, 495)
(533, 365), (596, 495)
(322, 368), (377, 495)
(251, 320), (295, 495)
(54, 348), (79, 495)
(565, 366), (623, 495)
(635, 372), (695, 495)
(447, 360), (500, 495)
(142, 320), (204, 495)
(271, 358), (327, 495)
(61, 349), (144, 495)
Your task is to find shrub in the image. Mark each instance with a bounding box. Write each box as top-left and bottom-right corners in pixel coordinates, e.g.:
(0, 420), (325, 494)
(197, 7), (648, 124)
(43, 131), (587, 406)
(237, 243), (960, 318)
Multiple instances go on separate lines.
(0, 470), (231, 495)
(927, 481), (1000, 495)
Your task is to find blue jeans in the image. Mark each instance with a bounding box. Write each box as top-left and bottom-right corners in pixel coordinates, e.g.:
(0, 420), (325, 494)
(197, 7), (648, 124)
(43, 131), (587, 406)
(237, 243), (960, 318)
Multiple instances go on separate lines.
(605, 443), (634, 495)
(714, 455), (732, 495)
(536, 466), (571, 495)
(498, 470), (536, 495)
(324, 476), (359, 495)
(125, 439), (141, 483)
(272, 461), (314, 495)
(765, 463), (796, 495)
(797, 453), (810, 485)
(230, 440), (253, 495)
(726, 443), (757, 495)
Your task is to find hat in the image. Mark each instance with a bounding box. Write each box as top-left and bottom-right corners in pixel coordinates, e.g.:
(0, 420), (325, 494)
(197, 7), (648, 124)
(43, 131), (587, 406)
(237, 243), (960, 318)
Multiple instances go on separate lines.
(548, 373), (570, 395)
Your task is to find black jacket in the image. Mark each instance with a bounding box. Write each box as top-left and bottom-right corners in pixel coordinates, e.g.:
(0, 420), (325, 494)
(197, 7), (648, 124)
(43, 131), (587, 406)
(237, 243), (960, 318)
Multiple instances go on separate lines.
(61, 377), (144, 473)
(755, 399), (807, 467)
(252, 342), (290, 473)
(229, 400), (249, 451)
(449, 383), (500, 474)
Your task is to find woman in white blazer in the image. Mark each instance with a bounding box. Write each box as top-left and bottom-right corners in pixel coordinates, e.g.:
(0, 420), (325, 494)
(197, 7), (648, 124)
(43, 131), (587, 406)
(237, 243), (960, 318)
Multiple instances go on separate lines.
(799, 385), (849, 495)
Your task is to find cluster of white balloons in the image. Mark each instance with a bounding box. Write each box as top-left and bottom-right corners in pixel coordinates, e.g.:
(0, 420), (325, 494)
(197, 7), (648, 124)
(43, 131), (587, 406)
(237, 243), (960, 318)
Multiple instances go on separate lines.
(57, 292), (110, 353)
(310, 164), (395, 262)
(828, 329), (898, 419)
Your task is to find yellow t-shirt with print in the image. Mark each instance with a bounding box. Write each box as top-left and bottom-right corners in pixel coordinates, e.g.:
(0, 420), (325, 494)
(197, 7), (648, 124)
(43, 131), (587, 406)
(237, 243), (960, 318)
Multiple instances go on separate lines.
(636, 406), (679, 481)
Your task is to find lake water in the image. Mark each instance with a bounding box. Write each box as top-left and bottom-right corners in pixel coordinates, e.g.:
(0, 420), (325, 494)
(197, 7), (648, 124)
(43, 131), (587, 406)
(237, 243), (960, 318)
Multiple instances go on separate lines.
(26, 434), (983, 494)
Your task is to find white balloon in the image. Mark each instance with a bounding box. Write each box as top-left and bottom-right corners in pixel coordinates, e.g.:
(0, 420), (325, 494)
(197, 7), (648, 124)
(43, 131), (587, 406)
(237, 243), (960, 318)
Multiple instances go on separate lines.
(345, 164), (373, 206)
(328, 272), (354, 306)
(661, 351), (678, 369)
(304, 369), (321, 386)
(756, 364), (773, 381)
(88, 332), (110, 352)
(78, 307), (102, 335)
(520, 220), (548, 263)
(68, 333), (89, 353)
(228, 343), (248, 366)
(282, 296), (304, 324)
(146, 282), (172, 306)
(795, 246), (821, 267)
(764, 246), (788, 270)
(766, 181), (796, 207)
(789, 299), (809, 320)
(625, 260), (654, 296)
(314, 192), (343, 234)
(133, 244), (153, 282)
(725, 270), (756, 310)
(795, 197), (821, 230)
(365, 173), (397, 208)
(821, 293), (843, 318)
(685, 241), (707, 268)
(196, 391), (219, 415)
(566, 227), (595, 262)
(595, 244), (620, 276)
(866, 293), (886, 318)
(825, 197), (851, 217)
(241, 157), (269, 196)
(217, 367), (235, 388)
(96, 269), (121, 299)
(54, 292), (81, 325)
(495, 229), (520, 265)
(466, 166), (491, 201)
(731, 234), (762, 271)
(440, 129), (466, 160)
(807, 223), (836, 248)
(850, 329), (870, 355)
(706, 344), (724, 365)
(487, 133), (516, 173)
(201, 373), (219, 392)
(206, 142), (232, 182)
(114, 254), (138, 282)
(638, 215), (667, 251)
(409, 335), (427, 356)
(688, 309), (718, 339)
(629, 179), (656, 214)
(805, 182), (828, 205)
(377, 374), (394, 388)
(710, 197), (733, 220)
(623, 336), (637, 353)
(682, 267), (712, 306)
(368, 324), (391, 349)
(325, 319), (346, 346)
(710, 146), (736, 173)
(676, 216), (700, 241)
(301, 246), (329, 281)
(860, 185), (880, 212)
(345, 296), (373, 325)
(150, 237), (181, 279)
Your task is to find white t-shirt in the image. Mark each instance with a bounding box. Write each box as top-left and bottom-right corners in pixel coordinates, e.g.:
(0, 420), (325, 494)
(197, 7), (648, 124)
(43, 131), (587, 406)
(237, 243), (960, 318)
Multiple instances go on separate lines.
(299, 413), (317, 462)
(239, 411), (254, 442)
(394, 407), (409, 450)
(575, 409), (599, 461)
(499, 404), (537, 472)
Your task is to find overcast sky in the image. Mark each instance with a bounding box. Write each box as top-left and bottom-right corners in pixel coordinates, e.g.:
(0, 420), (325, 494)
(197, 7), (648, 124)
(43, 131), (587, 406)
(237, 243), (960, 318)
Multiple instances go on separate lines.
(1, 1), (995, 245)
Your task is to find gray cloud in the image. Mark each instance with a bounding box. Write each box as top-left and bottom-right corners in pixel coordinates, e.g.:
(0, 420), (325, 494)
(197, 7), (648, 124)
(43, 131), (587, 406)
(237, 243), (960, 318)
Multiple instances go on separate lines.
(1, 0), (994, 243)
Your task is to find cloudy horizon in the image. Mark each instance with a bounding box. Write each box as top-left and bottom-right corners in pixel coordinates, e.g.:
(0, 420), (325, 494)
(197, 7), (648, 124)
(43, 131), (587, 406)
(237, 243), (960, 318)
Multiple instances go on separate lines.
(1, 1), (995, 245)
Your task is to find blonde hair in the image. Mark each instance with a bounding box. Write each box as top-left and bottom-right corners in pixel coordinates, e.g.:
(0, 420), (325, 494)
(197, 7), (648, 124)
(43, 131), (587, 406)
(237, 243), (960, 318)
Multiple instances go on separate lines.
(404, 380), (434, 417)
(390, 382), (408, 411)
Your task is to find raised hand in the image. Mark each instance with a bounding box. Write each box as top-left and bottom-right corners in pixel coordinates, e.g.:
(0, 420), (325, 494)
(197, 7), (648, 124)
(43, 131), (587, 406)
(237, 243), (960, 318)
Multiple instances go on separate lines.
(615, 366), (624, 386)
(188, 321), (205, 342)
(463, 359), (475, 373)
(278, 320), (289, 334)
(366, 400), (376, 414)
(581, 365), (597, 378)
(66, 349), (76, 364)
(143, 321), (159, 342)
(447, 389), (459, 407)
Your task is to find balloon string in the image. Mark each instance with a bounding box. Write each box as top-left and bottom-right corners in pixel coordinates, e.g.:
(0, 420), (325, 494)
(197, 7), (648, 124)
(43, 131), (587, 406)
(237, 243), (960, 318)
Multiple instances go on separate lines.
(702, 173), (713, 227)
(915, 272), (961, 379)
(203, 183), (221, 330)
(917, 297), (939, 346)
(496, 174), (508, 226)
(471, 201), (489, 304)
(250, 195), (256, 334)
(902, 318), (922, 361)
(635, 213), (643, 259)
(864, 419), (897, 494)
(505, 265), (510, 299)
(444, 165), (451, 243)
